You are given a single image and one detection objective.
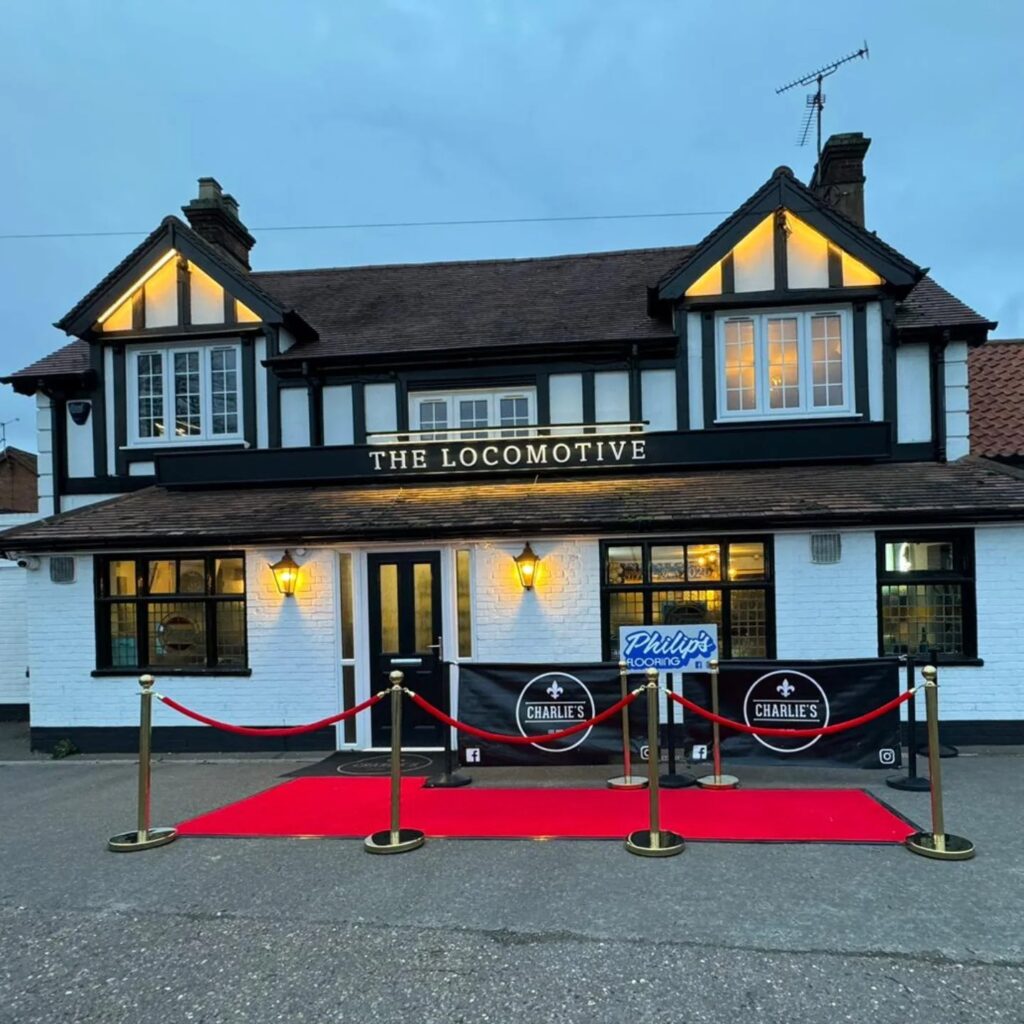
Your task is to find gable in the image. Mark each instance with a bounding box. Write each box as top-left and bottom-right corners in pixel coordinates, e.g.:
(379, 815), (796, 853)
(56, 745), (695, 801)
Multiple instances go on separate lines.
(658, 168), (921, 303)
(97, 250), (261, 333)
(684, 210), (883, 298)
(55, 216), (290, 340)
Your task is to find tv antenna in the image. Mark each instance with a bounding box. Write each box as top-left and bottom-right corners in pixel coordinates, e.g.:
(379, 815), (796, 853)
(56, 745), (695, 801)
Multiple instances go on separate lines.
(776, 43), (869, 157)
(0, 418), (17, 451)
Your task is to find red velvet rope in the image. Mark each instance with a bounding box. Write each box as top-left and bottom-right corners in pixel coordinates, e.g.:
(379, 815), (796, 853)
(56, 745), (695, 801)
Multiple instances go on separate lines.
(157, 691), (385, 737)
(409, 689), (639, 745)
(665, 687), (913, 738)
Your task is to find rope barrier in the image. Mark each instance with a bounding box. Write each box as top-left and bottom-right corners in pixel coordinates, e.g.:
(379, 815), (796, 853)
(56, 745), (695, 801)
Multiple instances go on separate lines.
(665, 687), (914, 739)
(408, 688), (641, 746)
(156, 691), (386, 737)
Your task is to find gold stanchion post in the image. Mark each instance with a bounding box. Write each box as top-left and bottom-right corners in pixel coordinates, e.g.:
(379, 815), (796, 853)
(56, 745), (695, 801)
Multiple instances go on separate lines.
(625, 668), (685, 857)
(607, 659), (648, 789)
(696, 658), (739, 789)
(108, 675), (178, 852)
(365, 671), (426, 854)
(905, 665), (975, 861)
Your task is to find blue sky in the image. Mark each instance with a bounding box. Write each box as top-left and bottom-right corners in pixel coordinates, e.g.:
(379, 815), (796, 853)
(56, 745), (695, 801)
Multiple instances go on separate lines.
(1, 0), (1021, 451)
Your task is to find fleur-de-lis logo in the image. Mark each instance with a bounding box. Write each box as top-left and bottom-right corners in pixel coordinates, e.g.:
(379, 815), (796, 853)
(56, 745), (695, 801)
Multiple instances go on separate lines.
(546, 681), (564, 700)
(776, 679), (795, 697)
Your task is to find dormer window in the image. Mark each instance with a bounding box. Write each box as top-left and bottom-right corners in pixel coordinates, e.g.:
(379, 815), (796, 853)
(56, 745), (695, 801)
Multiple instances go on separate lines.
(128, 343), (242, 445)
(717, 308), (852, 420)
(409, 387), (536, 441)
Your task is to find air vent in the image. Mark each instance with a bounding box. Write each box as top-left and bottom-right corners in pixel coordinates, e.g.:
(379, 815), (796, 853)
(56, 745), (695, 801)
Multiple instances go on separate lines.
(810, 533), (842, 564)
(49, 556), (76, 584)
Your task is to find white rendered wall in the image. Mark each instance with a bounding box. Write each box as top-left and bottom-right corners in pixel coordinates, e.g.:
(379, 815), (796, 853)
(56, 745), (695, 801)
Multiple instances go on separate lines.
(594, 371), (629, 423)
(896, 343), (933, 444)
(323, 385), (354, 445)
(641, 369), (677, 431)
(866, 302), (884, 422)
(364, 383), (397, 434)
(471, 539), (602, 663)
(549, 374), (583, 425)
(945, 341), (970, 460)
(255, 334), (269, 449)
(0, 513), (38, 709)
(65, 405), (94, 478)
(687, 312), (704, 429)
(279, 388), (310, 447)
(25, 548), (341, 730)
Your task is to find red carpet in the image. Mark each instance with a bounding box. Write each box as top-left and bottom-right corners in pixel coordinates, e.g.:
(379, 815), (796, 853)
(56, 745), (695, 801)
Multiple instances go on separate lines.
(177, 778), (915, 844)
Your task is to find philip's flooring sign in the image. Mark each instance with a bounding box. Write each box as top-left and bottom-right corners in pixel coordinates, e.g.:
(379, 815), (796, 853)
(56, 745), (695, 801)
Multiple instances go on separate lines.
(681, 659), (902, 768)
(619, 624), (719, 671)
(457, 664), (644, 766)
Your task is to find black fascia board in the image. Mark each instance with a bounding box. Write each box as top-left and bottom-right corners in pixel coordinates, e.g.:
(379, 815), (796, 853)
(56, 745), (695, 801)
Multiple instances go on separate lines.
(263, 334), (679, 372)
(896, 323), (996, 346)
(657, 173), (922, 302)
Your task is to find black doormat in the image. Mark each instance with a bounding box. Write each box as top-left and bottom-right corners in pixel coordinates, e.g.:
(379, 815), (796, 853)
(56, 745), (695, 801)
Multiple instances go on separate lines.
(283, 750), (445, 779)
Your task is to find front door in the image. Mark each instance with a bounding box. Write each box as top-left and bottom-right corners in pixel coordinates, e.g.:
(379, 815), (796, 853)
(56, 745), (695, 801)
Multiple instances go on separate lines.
(367, 551), (445, 748)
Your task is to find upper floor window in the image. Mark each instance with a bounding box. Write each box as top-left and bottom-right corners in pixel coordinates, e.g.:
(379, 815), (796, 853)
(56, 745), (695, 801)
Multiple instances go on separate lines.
(717, 309), (852, 420)
(409, 387), (536, 440)
(128, 344), (242, 445)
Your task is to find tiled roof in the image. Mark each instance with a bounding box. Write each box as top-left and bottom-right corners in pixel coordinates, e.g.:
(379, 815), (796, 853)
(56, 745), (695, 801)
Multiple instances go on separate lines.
(3, 458), (1023, 552)
(255, 246), (687, 361)
(969, 340), (1024, 457)
(894, 275), (994, 332)
(1, 339), (90, 383)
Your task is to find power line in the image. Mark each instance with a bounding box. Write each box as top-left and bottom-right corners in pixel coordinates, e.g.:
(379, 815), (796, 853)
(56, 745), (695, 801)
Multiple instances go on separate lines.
(0, 208), (732, 241)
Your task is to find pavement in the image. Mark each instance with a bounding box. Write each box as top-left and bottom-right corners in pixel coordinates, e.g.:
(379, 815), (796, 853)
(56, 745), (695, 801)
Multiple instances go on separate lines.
(0, 741), (1022, 1022)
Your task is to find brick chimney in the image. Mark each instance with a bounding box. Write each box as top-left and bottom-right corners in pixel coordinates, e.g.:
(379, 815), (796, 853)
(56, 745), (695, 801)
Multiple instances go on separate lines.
(181, 177), (256, 269)
(809, 133), (870, 227)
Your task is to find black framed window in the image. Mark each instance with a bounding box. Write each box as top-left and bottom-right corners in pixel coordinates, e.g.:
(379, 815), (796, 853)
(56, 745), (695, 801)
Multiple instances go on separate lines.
(877, 532), (976, 660)
(95, 553), (247, 672)
(600, 537), (775, 660)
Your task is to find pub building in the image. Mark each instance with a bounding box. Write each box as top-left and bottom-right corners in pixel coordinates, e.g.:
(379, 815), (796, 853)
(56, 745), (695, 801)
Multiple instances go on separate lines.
(3, 130), (1024, 755)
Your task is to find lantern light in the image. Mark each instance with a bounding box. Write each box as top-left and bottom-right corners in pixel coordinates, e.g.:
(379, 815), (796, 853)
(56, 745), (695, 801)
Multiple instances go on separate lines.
(513, 542), (540, 591)
(269, 550), (300, 596)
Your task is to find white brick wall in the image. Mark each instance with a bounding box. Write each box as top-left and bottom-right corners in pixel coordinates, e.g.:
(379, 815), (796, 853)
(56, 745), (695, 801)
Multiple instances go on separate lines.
(472, 539), (602, 663)
(25, 548), (341, 729)
(0, 512), (42, 708)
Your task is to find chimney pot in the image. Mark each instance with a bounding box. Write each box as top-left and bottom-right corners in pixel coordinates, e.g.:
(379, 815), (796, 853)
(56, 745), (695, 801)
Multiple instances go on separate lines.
(182, 177), (255, 269)
(810, 132), (871, 227)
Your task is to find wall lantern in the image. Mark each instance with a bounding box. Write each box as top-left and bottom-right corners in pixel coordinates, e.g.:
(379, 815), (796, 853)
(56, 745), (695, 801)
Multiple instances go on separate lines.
(269, 550), (300, 596)
(513, 542), (540, 591)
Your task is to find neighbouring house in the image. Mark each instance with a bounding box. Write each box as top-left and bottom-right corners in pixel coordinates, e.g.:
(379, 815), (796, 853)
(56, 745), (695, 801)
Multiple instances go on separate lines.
(968, 339), (1024, 468)
(1, 131), (1021, 754)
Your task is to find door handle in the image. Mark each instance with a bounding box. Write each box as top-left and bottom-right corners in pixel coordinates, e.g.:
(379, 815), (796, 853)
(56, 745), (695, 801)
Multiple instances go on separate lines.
(429, 635), (443, 653)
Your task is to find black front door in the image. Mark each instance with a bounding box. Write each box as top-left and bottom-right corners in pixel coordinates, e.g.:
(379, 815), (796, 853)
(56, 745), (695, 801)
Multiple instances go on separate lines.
(367, 551), (445, 748)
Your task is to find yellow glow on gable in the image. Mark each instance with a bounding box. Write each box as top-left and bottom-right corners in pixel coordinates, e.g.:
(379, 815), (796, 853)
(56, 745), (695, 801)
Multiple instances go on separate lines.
(841, 249), (882, 287)
(785, 212), (830, 289)
(686, 261), (722, 297)
(732, 214), (775, 292)
(101, 295), (133, 331)
(96, 249), (178, 326)
(236, 299), (261, 323)
(188, 261), (225, 324)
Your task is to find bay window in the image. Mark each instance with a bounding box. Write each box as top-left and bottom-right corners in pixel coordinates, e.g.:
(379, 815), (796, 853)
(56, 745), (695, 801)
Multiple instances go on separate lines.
(718, 309), (852, 419)
(128, 344), (242, 444)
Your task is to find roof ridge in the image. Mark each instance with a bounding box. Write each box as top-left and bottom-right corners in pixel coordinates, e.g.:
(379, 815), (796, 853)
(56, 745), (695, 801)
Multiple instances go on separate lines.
(251, 244), (695, 278)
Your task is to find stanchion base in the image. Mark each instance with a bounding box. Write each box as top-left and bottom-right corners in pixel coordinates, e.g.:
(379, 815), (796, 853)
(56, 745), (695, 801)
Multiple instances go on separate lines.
(607, 774), (648, 789)
(659, 772), (697, 789)
(905, 831), (975, 861)
(108, 827), (178, 852)
(625, 829), (685, 857)
(696, 773), (740, 790)
(424, 772), (472, 789)
(916, 744), (959, 759)
(364, 828), (426, 854)
(886, 773), (931, 792)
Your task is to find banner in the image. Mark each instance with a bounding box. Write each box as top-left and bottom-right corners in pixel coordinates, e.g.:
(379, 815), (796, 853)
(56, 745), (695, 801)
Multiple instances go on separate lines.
(680, 659), (901, 768)
(619, 624), (719, 672)
(457, 663), (645, 767)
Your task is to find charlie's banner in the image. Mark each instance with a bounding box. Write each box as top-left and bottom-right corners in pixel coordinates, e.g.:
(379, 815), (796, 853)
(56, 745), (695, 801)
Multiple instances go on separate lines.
(681, 658), (902, 768)
(619, 624), (719, 671)
(457, 663), (645, 766)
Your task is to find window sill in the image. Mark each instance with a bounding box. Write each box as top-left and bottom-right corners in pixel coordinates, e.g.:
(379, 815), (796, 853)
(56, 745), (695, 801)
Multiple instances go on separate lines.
(713, 413), (862, 425)
(91, 668), (253, 678)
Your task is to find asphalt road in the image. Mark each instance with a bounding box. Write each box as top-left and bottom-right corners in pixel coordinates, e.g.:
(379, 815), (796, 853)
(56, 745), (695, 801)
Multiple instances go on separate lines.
(0, 751), (1021, 1023)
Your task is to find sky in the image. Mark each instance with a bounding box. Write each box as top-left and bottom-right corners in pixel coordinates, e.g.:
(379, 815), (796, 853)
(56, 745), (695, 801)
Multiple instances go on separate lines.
(1, 0), (1022, 452)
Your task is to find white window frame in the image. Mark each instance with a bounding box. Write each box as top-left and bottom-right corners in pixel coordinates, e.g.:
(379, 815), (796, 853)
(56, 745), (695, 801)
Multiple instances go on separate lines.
(408, 387), (537, 438)
(715, 306), (855, 422)
(126, 342), (244, 446)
